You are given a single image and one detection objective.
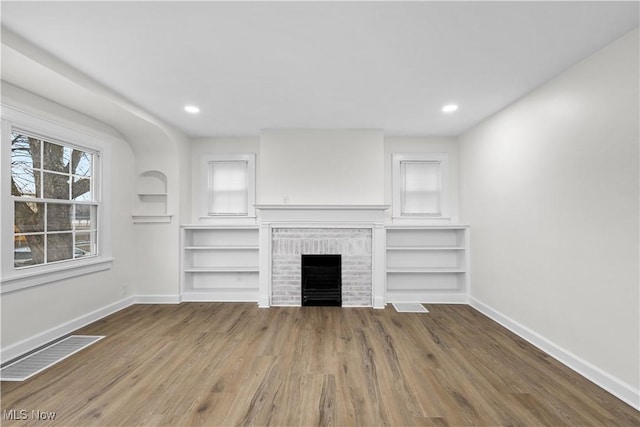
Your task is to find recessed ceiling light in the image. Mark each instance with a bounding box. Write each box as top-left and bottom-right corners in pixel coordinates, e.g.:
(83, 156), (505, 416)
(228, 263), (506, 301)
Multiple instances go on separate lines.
(184, 105), (200, 114)
(442, 104), (459, 113)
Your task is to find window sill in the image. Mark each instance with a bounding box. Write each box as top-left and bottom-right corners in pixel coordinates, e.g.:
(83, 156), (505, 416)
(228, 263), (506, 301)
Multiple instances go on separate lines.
(391, 216), (452, 225)
(197, 216), (257, 225)
(132, 214), (173, 224)
(1, 257), (114, 294)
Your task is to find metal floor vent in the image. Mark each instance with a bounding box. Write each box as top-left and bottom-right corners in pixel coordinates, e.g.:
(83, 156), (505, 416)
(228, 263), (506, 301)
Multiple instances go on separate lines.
(1, 335), (104, 381)
(392, 303), (429, 313)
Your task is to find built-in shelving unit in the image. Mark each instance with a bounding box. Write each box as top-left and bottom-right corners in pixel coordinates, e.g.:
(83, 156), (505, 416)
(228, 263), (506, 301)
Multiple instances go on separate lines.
(132, 170), (172, 223)
(180, 225), (259, 301)
(386, 225), (469, 303)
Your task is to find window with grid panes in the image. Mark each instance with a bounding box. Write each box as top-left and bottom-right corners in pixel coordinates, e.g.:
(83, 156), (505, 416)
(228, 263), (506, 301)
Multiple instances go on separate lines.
(11, 130), (98, 268)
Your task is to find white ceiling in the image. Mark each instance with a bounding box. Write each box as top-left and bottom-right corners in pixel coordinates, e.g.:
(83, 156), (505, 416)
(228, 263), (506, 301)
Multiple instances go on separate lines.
(1, 1), (638, 137)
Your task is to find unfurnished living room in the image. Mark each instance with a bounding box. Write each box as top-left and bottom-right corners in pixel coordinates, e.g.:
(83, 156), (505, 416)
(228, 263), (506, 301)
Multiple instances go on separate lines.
(0, 1), (638, 426)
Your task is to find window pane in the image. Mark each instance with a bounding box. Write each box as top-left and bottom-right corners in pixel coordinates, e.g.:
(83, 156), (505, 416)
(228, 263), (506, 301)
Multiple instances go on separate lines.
(72, 150), (92, 177)
(43, 141), (71, 173)
(210, 161), (248, 215)
(74, 205), (95, 230)
(14, 234), (44, 268)
(75, 231), (90, 257)
(72, 177), (92, 201)
(75, 231), (97, 257)
(11, 133), (41, 197)
(47, 204), (73, 231)
(401, 161), (441, 216)
(47, 233), (73, 262)
(11, 133), (41, 169)
(11, 165), (39, 198)
(14, 201), (45, 233)
(43, 172), (70, 199)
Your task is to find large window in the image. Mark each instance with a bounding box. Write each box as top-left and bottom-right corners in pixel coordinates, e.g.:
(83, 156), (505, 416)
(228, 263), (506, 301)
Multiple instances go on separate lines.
(392, 153), (450, 220)
(2, 105), (112, 293)
(11, 131), (98, 268)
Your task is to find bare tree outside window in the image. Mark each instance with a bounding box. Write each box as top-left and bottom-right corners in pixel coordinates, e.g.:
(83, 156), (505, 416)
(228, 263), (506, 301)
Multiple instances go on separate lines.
(11, 132), (98, 268)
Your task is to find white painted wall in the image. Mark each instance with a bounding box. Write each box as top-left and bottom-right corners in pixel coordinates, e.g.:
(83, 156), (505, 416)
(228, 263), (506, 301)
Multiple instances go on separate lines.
(0, 85), (137, 355)
(459, 29), (639, 401)
(132, 131), (190, 300)
(384, 136), (460, 223)
(258, 129), (384, 205)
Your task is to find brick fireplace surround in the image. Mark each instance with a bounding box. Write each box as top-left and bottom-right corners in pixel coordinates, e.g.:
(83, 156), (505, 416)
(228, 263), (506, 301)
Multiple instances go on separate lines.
(255, 205), (389, 308)
(272, 228), (372, 306)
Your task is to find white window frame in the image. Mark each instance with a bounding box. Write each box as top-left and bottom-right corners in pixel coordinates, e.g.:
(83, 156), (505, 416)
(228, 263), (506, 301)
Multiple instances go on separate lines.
(1, 105), (113, 294)
(199, 153), (256, 220)
(392, 153), (450, 222)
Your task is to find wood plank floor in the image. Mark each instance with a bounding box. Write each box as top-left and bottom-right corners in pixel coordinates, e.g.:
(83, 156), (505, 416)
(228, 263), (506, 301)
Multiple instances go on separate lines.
(1, 303), (638, 426)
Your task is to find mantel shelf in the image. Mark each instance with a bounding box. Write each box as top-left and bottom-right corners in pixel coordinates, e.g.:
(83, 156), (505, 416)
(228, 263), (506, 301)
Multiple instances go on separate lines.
(254, 204), (390, 210)
(255, 204), (390, 223)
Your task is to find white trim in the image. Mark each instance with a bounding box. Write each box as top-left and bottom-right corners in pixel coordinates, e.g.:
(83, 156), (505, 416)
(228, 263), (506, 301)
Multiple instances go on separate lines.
(386, 293), (469, 304)
(258, 223), (272, 308)
(181, 291), (258, 302)
(0, 294), (180, 363)
(132, 215), (173, 224)
(1, 104), (113, 291)
(135, 294), (181, 304)
(391, 153), (450, 223)
(0, 296), (135, 363)
(255, 204), (389, 223)
(201, 153), (256, 219)
(470, 297), (640, 410)
(1, 258), (114, 294)
(197, 216), (256, 226)
(256, 208), (390, 308)
(386, 224), (469, 229)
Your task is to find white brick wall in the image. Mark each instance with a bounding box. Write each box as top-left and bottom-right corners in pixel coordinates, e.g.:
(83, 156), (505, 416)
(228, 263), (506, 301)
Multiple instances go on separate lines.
(271, 228), (372, 306)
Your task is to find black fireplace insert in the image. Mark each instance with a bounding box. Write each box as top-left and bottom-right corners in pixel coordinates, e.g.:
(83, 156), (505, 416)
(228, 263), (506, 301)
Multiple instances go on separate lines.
(301, 254), (342, 306)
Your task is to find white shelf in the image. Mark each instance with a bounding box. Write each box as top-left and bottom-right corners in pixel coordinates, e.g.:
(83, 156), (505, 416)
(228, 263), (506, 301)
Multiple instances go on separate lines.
(387, 267), (465, 273)
(181, 226), (260, 302)
(387, 246), (465, 251)
(184, 246), (259, 250)
(185, 266), (260, 273)
(387, 267), (465, 274)
(386, 224), (469, 230)
(386, 225), (469, 303)
(182, 224), (259, 230)
(132, 214), (173, 224)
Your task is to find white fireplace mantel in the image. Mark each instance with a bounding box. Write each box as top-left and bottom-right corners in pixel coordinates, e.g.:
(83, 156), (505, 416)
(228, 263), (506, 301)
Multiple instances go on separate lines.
(255, 205), (389, 309)
(254, 204), (390, 223)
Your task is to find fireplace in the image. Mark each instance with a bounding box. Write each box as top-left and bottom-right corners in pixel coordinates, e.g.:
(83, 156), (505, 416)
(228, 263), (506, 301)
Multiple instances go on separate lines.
(255, 205), (389, 308)
(301, 254), (342, 306)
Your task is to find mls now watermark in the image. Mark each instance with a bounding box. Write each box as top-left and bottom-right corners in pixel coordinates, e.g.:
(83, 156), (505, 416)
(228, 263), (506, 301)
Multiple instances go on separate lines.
(3, 409), (57, 421)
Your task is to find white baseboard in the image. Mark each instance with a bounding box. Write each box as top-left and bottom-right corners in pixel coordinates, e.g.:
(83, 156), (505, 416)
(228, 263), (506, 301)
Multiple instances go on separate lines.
(470, 297), (640, 411)
(181, 291), (258, 302)
(1, 295), (136, 363)
(1, 294), (179, 363)
(373, 295), (386, 309)
(386, 292), (469, 304)
(135, 294), (181, 304)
